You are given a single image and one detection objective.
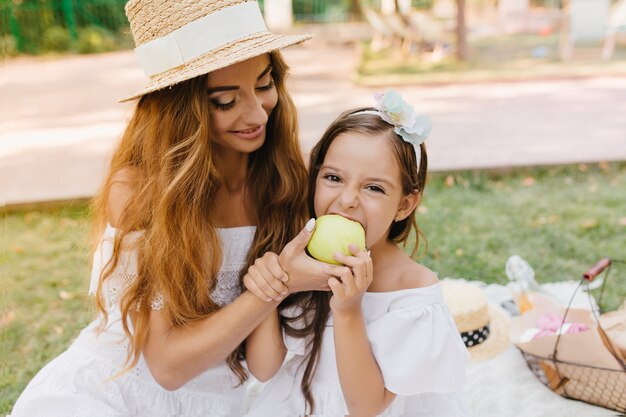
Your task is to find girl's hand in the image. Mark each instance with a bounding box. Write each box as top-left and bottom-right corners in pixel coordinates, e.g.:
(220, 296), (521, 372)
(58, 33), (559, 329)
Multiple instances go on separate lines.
(278, 219), (334, 294)
(243, 252), (289, 302)
(327, 244), (373, 315)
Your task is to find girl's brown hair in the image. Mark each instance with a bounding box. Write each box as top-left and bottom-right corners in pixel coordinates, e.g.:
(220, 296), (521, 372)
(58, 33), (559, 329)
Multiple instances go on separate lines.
(91, 51), (308, 383)
(279, 108), (428, 412)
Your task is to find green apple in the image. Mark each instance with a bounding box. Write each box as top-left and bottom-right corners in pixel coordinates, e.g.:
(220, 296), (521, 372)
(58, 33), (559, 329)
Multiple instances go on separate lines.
(307, 214), (366, 265)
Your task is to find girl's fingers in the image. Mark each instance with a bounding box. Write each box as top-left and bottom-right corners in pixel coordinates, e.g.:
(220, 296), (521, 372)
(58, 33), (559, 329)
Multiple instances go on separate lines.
(333, 251), (367, 289)
(338, 264), (357, 294)
(348, 243), (366, 257)
(248, 266), (283, 301)
(243, 275), (273, 302)
(328, 277), (344, 297)
(350, 246), (374, 287)
(324, 265), (350, 279)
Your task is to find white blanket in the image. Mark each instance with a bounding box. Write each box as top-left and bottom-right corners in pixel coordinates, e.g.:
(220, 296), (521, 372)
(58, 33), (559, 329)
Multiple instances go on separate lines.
(459, 279), (620, 417)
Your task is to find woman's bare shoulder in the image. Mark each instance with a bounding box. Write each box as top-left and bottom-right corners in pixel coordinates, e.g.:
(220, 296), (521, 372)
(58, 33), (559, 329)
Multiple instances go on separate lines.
(107, 167), (137, 227)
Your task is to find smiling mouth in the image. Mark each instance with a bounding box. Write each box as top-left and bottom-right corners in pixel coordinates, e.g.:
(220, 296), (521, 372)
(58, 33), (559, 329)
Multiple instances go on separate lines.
(231, 125), (264, 139)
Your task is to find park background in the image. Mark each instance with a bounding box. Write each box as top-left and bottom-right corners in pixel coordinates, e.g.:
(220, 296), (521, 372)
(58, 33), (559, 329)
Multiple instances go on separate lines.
(2, 0), (626, 415)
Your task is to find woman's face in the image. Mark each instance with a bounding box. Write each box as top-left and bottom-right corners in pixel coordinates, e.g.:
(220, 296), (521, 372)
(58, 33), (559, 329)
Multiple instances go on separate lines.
(206, 54), (278, 154)
(313, 132), (413, 249)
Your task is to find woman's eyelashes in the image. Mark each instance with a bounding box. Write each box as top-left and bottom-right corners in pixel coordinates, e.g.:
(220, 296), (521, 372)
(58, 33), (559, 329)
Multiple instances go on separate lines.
(210, 99), (236, 111)
(256, 79), (275, 91)
(208, 77), (275, 111)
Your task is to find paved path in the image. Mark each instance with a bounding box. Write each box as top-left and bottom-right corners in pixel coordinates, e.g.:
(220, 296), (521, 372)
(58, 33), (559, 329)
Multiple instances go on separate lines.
(2, 42), (626, 206)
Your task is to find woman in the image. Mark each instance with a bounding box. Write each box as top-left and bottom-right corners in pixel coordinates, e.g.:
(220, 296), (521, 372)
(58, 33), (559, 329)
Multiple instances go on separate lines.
(10, 1), (329, 415)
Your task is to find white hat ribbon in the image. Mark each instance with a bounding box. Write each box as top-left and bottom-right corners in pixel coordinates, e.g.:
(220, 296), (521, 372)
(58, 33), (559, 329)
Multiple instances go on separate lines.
(135, 2), (267, 77)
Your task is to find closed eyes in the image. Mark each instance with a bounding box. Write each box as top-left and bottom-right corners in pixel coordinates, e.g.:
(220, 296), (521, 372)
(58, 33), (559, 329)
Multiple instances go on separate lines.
(209, 75), (275, 111)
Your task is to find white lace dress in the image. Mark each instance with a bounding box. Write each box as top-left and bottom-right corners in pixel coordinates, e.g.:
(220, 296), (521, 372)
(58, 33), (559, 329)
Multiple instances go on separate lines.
(10, 224), (256, 417)
(247, 284), (471, 417)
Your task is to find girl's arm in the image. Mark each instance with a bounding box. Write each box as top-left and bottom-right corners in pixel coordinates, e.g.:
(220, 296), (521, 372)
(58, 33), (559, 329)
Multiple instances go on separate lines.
(243, 253), (289, 381)
(329, 249), (396, 416)
(333, 311), (396, 415)
(245, 310), (286, 381)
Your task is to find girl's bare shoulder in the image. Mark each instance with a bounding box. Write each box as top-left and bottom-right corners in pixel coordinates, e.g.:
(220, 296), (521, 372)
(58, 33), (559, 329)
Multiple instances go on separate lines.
(394, 260), (438, 290)
(372, 253), (438, 292)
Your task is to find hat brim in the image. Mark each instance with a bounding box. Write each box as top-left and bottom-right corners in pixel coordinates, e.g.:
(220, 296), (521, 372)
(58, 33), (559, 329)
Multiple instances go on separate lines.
(119, 31), (311, 102)
(467, 304), (511, 362)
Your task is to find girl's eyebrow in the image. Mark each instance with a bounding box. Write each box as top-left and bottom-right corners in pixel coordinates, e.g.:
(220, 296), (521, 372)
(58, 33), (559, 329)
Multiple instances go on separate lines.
(207, 64), (273, 94)
(322, 165), (394, 187)
(320, 164), (342, 173)
(365, 176), (394, 187)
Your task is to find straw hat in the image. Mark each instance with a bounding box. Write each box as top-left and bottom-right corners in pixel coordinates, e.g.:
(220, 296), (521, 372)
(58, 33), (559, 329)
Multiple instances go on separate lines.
(441, 280), (511, 361)
(120, 0), (311, 102)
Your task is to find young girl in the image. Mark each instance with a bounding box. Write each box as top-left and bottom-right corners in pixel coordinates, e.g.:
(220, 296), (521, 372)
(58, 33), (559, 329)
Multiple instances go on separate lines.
(10, 1), (332, 416)
(243, 91), (470, 416)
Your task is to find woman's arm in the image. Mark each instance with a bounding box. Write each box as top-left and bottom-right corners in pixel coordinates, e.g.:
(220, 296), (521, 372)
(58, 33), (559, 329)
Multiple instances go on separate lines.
(328, 249), (396, 416)
(142, 291), (278, 390)
(142, 223), (332, 390)
(107, 174), (277, 390)
(107, 178), (327, 390)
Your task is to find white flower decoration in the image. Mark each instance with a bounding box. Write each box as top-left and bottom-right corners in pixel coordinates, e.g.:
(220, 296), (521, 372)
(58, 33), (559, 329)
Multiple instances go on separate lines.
(374, 90), (431, 146)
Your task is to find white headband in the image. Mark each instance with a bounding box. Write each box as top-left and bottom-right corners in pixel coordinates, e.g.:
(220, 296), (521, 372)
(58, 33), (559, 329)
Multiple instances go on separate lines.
(135, 2), (267, 77)
(351, 90), (431, 170)
(352, 109), (423, 169)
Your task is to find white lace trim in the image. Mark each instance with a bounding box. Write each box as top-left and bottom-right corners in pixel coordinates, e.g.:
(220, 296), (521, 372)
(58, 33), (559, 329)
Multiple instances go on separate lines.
(89, 224), (256, 311)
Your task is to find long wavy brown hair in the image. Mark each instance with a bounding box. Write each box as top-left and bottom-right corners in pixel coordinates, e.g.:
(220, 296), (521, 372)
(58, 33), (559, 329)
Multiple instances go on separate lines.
(91, 51), (308, 383)
(279, 109), (429, 413)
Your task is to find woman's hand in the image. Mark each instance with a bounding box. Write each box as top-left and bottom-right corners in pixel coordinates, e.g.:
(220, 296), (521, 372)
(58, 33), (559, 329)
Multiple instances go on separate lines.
(326, 244), (373, 315)
(243, 252), (289, 302)
(278, 219), (334, 294)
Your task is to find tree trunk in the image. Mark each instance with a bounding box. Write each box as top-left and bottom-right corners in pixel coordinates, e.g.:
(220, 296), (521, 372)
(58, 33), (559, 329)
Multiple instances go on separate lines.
(349, 0), (361, 19)
(456, 0), (468, 60)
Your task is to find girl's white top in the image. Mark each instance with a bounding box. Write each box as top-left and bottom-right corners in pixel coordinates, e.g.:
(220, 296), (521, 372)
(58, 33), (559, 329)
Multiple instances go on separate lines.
(10, 224), (256, 417)
(248, 283), (471, 417)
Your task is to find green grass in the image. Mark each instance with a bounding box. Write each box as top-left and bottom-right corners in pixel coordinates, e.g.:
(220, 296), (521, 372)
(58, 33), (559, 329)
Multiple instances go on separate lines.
(355, 34), (626, 86)
(1, 205), (95, 414)
(2, 162), (626, 414)
(414, 162), (626, 311)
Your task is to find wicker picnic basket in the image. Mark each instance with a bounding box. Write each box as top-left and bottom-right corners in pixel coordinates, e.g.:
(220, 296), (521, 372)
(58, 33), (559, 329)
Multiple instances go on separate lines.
(514, 258), (626, 413)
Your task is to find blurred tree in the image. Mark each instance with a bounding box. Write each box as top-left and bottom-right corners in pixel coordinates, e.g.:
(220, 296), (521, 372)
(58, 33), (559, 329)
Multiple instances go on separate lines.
(456, 0), (468, 60)
(349, 0), (362, 18)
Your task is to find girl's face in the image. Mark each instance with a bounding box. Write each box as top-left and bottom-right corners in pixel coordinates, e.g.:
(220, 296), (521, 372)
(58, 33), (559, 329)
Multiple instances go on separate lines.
(206, 54), (278, 154)
(314, 132), (419, 249)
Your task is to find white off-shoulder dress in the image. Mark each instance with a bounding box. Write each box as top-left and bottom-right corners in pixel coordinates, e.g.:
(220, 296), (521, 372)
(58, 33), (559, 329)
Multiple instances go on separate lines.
(10, 224), (256, 417)
(247, 284), (470, 417)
